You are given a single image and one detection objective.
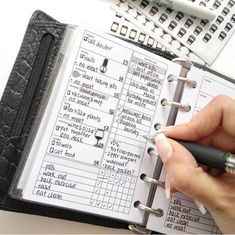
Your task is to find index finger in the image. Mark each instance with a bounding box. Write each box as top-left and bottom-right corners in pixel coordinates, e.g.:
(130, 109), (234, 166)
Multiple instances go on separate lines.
(163, 95), (235, 141)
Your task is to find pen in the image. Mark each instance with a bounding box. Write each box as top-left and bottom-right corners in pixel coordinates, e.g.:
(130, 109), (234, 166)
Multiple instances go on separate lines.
(144, 135), (235, 174)
(149, 0), (217, 21)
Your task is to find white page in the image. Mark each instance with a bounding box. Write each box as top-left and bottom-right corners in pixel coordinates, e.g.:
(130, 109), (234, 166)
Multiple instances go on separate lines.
(147, 66), (235, 233)
(18, 26), (181, 224)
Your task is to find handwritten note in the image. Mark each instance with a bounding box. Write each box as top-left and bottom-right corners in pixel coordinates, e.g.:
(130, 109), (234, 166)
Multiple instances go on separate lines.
(147, 67), (235, 233)
(20, 27), (181, 224)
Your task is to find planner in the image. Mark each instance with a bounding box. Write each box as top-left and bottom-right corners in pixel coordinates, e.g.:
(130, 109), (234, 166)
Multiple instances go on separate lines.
(8, 21), (235, 234)
(9, 24), (181, 225)
(146, 67), (235, 234)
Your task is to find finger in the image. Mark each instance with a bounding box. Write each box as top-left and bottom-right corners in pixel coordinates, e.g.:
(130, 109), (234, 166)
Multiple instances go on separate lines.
(207, 168), (223, 177)
(163, 95), (235, 141)
(156, 137), (224, 209)
(200, 128), (235, 152)
(198, 163), (222, 177)
(199, 164), (209, 172)
(166, 141), (218, 206)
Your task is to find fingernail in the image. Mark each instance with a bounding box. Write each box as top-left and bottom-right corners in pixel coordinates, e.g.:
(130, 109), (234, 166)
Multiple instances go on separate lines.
(194, 200), (206, 215)
(165, 175), (171, 199)
(155, 133), (173, 163)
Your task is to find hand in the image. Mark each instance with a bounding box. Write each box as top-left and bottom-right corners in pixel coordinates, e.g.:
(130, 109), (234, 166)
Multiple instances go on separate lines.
(155, 95), (235, 233)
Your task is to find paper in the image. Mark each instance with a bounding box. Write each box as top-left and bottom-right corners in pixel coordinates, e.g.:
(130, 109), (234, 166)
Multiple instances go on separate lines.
(18, 26), (181, 224)
(147, 66), (235, 234)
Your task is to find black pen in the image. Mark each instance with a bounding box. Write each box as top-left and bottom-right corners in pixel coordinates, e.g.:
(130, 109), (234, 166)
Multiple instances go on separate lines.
(144, 135), (235, 174)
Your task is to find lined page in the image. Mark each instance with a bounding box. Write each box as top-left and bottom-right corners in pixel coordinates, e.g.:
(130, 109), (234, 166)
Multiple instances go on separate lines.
(147, 66), (235, 233)
(19, 26), (181, 224)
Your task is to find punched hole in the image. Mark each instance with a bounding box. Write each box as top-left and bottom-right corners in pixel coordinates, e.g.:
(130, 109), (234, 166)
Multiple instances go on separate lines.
(154, 122), (161, 130)
(147, 147), (155, 155)
(134, 201), (141, 208)
(185, 105), (192, 112)
(167, 74), (174, 82)
(156, 208), (164, 217)
(161, 98), (167, 106)
(191, 81), (197, 88)
(140, 173), (146, 180)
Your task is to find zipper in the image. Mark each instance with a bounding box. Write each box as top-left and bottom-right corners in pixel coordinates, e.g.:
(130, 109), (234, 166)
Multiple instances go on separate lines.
(12, 33), (55, 137)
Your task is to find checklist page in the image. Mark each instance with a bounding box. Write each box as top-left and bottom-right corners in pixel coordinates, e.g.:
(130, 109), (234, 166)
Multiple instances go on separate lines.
(17, 26), (181, 224)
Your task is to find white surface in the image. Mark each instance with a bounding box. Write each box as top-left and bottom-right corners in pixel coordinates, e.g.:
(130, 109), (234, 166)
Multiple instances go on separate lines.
(0, 0), (130, 233)
(211, 32), (235, 79)
(0, 210), (130, 234)
(0, 0), (235, 233)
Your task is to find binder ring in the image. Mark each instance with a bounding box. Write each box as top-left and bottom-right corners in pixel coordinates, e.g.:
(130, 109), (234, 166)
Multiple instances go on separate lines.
(140, 174), (165, 188)
(147, 147), (159, 157)
(167, 74), (197, 88)
(172, 58), (192, 69)
(161, 98), (191, 112)
(154, 122), (162, 130)
(134, 201), (164, 217)
(128, 224), (151, 234)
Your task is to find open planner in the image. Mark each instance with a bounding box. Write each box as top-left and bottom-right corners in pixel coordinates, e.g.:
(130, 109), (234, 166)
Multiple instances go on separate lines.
(6, 14), (235, 234)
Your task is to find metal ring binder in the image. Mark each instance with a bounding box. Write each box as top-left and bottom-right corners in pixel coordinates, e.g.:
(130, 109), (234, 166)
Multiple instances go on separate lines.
(153, 122), (161, 130)
(147, 147), (159, 157)
(168, 74), (197, 88)
(172, 58), (192, 69)
(161, 98), (191, 112)
(128, 224), (151, 234)
(140, 174), (165, 188)
(134, 201), (164, 217)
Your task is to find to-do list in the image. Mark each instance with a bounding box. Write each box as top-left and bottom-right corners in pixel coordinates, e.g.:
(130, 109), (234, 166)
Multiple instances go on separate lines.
(22, 28), (177, 222)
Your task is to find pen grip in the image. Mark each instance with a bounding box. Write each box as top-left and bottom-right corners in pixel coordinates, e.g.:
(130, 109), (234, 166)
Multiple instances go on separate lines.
(178, 140), (228, 171)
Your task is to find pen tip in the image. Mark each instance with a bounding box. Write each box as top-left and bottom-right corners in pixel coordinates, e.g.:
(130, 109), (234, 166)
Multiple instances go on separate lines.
(143, 135), (153, 140)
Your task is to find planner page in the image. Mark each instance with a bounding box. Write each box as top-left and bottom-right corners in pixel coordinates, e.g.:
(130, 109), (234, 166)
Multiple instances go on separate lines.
(147, 67), (235, 233)
(16, 26), (181, 224)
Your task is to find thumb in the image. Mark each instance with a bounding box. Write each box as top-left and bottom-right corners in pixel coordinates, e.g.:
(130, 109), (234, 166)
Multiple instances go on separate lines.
(155, 133), (219, 209)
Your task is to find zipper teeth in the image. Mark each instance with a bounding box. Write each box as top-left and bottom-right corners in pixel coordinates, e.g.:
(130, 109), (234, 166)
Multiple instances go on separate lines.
(13, 33), (55, 137)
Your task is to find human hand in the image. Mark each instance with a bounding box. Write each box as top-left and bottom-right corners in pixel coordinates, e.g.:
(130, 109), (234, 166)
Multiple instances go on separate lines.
(155, 95), (235, 233)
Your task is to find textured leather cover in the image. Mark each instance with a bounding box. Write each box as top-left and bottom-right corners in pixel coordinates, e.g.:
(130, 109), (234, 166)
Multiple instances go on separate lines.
(0, 10), (129, 229)
(0, 10), (175, 229)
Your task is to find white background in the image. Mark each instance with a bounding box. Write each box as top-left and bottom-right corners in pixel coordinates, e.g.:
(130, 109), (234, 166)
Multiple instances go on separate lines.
(0, 0), (235, 233)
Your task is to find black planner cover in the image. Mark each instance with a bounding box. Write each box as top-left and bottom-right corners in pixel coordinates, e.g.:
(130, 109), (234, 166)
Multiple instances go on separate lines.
(0, 10), (175, 228)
